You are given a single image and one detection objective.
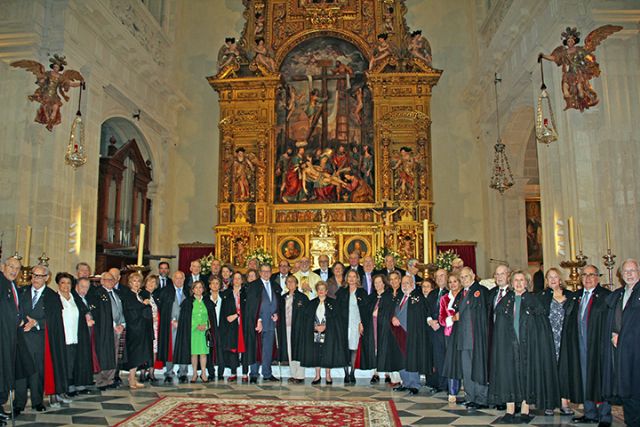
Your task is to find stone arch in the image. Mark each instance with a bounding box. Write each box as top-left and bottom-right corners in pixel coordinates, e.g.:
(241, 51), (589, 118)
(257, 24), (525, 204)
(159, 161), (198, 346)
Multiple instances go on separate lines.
(100, 116), (154, 168)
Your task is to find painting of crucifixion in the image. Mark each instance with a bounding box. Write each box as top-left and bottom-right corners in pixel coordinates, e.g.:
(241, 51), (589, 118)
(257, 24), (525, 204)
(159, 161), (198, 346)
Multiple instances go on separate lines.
(274, 37), (374, 204)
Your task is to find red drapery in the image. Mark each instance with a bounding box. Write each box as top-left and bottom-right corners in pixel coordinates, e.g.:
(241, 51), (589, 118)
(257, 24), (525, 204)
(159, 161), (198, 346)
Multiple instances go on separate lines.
(436, 242), (477, 273)
(178, 243), (215, 273)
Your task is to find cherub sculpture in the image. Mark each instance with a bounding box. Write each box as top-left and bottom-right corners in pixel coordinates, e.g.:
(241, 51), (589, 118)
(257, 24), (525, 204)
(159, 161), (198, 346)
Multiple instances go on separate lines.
(369, 33), (393, 71)
(539, 25), (622, 111)
(11, 54), (84, 131)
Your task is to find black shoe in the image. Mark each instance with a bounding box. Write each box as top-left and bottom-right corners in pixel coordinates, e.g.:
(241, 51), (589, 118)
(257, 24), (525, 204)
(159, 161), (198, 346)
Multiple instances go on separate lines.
(349, 374), (356, 383)
(78, 389), (92, 395)
(106, 382), (119, 389)
(393, 385), (407, 392)
(164, 376), (173, 384)
(384, 376), (391, 383)
(325, 379), (333, 385)
(464, 402), (477, 408)
(344, 375), (352, 384)
(0, 414), (7, 421)
(11, 407), (22, 417)
(249, 376), (258, 384)
(97, 385), (109, 391)
(519, 413), (534, 423)
(498, 413), (516, 424)
(475, 404), (489, 410)
(113, 378), (122, 387)
(370, 374), (380, 384)
(33, 404), (47, 412)
(598, 422), (611, 427)
(408, 388), (419, 395)
(265, 376), (279, 382)
(572, 415), (599, 424)
(178, 376), (188, 384)
(218, 374), (225, 380)
(311, 378), (321, 385)
(495, 404), (506, 411)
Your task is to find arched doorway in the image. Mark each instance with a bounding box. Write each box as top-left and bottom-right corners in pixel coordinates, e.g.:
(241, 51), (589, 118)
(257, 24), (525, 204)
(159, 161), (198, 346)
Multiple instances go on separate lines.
(96, 117), (153, 273)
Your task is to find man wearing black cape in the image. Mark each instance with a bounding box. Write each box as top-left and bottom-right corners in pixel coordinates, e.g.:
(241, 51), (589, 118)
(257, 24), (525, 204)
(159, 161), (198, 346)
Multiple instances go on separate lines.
(15, 265), (68, 414)
(390, 276), (431, 395)
(456, 267), (489, 410)
(157, 271), (190, 383)
(571, 265), (611, 425)
(603, 259), (640, 426)
(0, 257), (24, 423)
(71, 278), (96, 394)
(425, 269), (448, 392)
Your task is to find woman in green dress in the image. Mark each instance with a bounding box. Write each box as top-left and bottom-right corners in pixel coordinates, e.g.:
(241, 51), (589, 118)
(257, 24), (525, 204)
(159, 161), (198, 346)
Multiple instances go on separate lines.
(190, 281), (210, 382)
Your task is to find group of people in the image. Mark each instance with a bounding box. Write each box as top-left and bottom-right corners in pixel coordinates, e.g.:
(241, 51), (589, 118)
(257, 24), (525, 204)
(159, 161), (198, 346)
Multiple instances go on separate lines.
(1, 252), (639, 427)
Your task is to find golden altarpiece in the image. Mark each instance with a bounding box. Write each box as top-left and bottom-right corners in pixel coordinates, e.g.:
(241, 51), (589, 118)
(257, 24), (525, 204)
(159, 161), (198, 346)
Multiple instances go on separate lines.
(207, 0), (441, 268)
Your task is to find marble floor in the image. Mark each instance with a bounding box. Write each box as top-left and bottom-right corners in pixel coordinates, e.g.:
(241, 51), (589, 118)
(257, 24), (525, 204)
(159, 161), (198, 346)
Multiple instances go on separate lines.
(1, 375), (625, 427)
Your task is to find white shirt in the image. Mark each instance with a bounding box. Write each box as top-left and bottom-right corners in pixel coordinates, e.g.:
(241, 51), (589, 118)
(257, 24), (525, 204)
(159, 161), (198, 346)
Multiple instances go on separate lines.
(60, 294), (79, 344)
(315, 300), (326, 324)
(319, 270), (329, 281)
(210, 295), (222, 325)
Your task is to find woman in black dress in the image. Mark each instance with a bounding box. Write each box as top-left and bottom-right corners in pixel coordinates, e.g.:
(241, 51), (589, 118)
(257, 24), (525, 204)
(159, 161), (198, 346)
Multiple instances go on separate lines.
(139, 274), (161, 384)
(121, 272), (153, 389)
(205, 276), (226, 381)
(300, 281), (347, 385)
(221, 272), (246, 382)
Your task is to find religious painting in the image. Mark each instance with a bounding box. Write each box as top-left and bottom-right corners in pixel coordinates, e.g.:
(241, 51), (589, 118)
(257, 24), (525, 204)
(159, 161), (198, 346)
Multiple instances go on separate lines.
(274, 36), (374, 204)
(525, 199), (543, 263)
(343, 236), (370, 259)
(391, 146), (421, 200)
(279, 237), (304, 261)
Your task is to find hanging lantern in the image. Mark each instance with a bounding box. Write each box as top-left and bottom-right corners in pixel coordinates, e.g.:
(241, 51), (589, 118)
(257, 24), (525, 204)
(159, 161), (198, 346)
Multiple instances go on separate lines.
(489, 73), (514, 194)
(65, 82), (87, 169)
(535, 57), (558, 145)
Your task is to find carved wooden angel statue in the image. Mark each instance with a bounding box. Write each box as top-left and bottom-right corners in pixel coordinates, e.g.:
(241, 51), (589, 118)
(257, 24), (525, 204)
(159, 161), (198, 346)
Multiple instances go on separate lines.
(217, 37), (242, 71)
(539, 25), (622, 111)
(11, 54), (84, 131)
(253, 37), (277, 73)
(408, 30), (432, 66)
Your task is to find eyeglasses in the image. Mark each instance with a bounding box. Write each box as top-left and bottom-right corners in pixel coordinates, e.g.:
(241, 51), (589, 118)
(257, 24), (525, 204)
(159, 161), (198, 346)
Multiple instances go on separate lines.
(580, 273), (599, 278)
(622, 269), (639, 275)
(32, 274), (48, 278)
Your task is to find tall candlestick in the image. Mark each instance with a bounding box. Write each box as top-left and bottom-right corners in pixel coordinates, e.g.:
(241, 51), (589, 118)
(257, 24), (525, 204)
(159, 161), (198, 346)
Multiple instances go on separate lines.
(423, 219), (430, 264)
(15, 225), (20, 254)
(24, 225), (32, 265)
(137, 223), (146, 266)
(567, 217), (576, 261)
(578, 224), (583, 253)
(606, 222), (611, 250)
(43, 226), (48, 253)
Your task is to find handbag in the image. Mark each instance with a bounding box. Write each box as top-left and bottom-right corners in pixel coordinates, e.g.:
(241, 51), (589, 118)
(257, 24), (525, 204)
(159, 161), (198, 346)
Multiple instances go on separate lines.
(205, 329), (212, 348)
(314, 317), (326, 344)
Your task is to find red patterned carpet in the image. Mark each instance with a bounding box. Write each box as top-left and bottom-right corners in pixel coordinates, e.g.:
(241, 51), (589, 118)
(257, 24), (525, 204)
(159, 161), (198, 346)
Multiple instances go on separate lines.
(115, 396), (402, 426)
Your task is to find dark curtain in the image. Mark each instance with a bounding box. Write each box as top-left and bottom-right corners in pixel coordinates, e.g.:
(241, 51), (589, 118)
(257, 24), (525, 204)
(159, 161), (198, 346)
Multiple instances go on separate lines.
(178, 244), (215, 273)
(437, 243), (476, 273)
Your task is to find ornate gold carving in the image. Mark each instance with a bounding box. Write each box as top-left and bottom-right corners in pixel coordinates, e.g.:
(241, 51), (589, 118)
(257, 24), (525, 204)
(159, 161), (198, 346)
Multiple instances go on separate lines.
(380, 137), (392, 201)
(233, 203), (249, 223)
(305, 7), (341, 28)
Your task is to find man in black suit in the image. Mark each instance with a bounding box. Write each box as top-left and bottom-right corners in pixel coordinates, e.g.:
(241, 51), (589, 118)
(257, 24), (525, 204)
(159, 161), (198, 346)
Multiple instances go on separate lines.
(347, 251), (365, 277)
(75, 262), (92, 280)
(361, 256), (376, 295)
(157, 261), (173, 290)
(313, 255), (333, 282)
(184, 259), (207, 291)
(271, 260), (291, 295)
(376, 254), (406, 277)
(425, 268), (447, 392)
(14, 265), (62, 413)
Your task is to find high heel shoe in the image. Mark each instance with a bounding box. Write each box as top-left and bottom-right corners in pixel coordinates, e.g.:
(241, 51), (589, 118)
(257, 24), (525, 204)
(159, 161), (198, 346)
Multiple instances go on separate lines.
(325, 378), (333, 385)
(311, 378), (321, 385)
(190, 376), (198, 383)
(200, 375), (209, 383)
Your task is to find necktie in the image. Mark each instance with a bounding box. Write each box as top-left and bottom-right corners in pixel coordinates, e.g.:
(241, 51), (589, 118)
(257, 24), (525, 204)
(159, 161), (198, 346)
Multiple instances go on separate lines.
(264, 281), (272, 300)
(32, 289), (40, 309)
(161, 277), (166, 288)
(623, 287), (633, 310)
(177, 288), (183, 304)
(496, 288), (505, 306)
(11, 283), (18, 309)
(463, 289), (468, 298)
(580, 291), (591, 318)
(400, 294), (408, 308)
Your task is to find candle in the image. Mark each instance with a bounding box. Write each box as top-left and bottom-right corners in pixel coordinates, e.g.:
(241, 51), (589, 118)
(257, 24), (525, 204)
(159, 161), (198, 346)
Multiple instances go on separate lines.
(15, 225), (20, 254)
(606, 222), (611, 250)
(567, 217), (575, 261)
(43, 226), (48, 254)
(137, 223), (146, 265)
(423, 219), (430, 264)
(578, 224), (583, 253)
(24, 225), (32, 265)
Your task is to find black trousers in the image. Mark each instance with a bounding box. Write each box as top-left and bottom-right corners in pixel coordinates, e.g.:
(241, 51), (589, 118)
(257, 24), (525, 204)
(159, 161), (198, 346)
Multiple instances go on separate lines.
(66, 344), (77, 391)
(623, 398), (640, 427)
(15, 331), (44, 409)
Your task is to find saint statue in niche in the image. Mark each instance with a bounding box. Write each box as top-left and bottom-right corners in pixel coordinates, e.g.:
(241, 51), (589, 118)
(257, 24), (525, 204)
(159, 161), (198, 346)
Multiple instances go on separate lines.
(392, 146), (418, 200)
(539, 25), (622, 112)
(232, 148), (255, 202)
